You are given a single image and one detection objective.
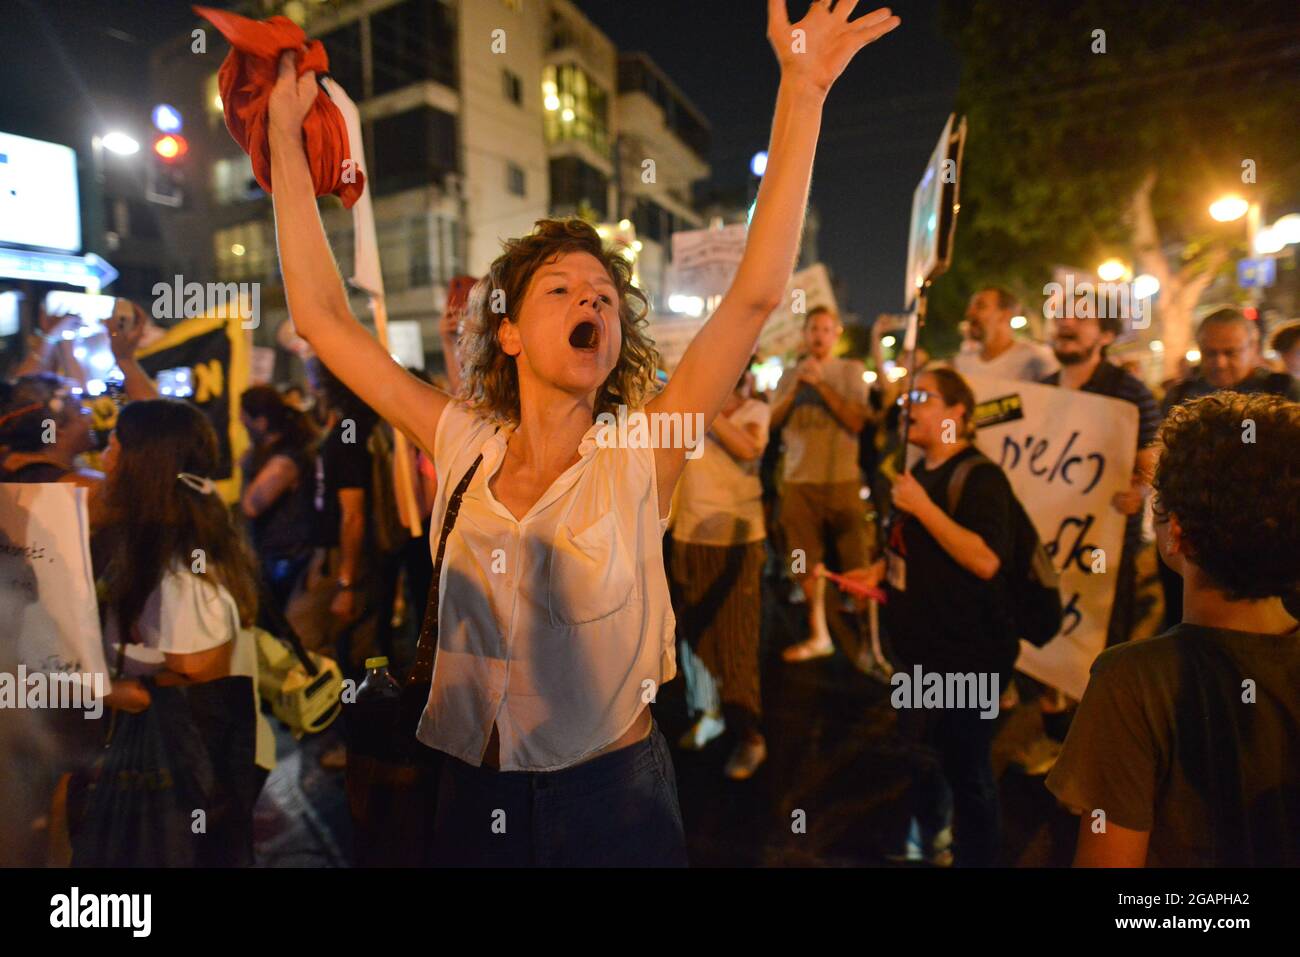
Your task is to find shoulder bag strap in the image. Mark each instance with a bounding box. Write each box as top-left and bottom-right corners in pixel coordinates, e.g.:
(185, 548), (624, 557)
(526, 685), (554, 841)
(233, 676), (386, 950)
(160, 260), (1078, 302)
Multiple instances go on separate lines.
(406, 452), (485, 686)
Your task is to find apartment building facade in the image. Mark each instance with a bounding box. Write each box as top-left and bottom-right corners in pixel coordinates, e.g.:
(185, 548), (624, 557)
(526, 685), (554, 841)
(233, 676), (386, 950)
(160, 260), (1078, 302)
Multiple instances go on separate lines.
(146, 0), (712, 371)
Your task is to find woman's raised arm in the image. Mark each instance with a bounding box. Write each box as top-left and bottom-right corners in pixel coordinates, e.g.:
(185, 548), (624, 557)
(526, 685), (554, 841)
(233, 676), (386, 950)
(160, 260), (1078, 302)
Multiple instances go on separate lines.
(649, 2), (899, 500)
(267, 52), (450, 454)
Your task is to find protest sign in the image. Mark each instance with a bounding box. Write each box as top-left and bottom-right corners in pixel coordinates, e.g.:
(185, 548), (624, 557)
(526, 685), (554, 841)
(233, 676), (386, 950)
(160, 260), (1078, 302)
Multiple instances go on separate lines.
(137, 308), (251, 505)
(668, 223), (748, 299)
(0, 483), (108, 692)
(759, 262), (837, 356)
(964, 374), (1138, 700)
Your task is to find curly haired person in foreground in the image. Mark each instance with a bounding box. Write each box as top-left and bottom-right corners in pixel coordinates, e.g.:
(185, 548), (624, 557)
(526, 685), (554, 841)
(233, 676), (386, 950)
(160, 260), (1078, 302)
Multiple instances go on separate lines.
(1046, 393), (1300, 867)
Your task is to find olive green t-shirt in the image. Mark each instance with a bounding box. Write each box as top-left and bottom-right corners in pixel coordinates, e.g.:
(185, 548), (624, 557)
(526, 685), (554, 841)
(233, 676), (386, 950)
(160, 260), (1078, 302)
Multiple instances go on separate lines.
(773, 356), (868, 485)
(1046, 622), (1300, 867)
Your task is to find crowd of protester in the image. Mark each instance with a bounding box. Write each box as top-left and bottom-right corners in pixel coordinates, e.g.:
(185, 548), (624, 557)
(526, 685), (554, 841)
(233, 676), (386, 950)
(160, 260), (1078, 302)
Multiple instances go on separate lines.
(2, 4), (1298, 870)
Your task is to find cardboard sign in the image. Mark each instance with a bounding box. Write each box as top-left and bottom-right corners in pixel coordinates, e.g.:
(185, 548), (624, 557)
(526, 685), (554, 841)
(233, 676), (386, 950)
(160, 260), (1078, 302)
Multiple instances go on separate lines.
(759, 263), (838, 356)
(964, 374), (1138, 700)
(0, 484), (109, 691)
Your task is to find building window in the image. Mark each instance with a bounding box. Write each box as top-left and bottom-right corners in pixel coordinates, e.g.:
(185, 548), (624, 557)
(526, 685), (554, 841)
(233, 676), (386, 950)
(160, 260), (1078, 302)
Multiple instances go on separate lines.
(507, 163), (526, 197)
(214, 222), (276, 284)
(318, 21), (364, 99)
(370, 0), (457, 95)
(631, 198), (676, 245)
(211, 154), (262, 205)
(502, 69), (523, 105)
(542, 63), (610, 156)
(370, 106), (460, 197)
(618, 56), (711, 163)
(549, 156), (608, 219)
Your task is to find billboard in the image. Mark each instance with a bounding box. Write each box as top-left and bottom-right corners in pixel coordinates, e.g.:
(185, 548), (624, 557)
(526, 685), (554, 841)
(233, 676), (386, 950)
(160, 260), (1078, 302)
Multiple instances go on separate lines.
(0, 132), (81, 253)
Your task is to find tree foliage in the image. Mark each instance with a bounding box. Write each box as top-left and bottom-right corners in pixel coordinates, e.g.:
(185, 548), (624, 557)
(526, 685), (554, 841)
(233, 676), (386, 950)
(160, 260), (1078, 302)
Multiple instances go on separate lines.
(927, 0), (1300, 354)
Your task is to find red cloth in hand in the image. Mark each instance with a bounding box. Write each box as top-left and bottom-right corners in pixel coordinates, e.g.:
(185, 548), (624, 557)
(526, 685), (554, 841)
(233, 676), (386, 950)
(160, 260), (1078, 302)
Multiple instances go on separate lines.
(195, 5), (364, 208)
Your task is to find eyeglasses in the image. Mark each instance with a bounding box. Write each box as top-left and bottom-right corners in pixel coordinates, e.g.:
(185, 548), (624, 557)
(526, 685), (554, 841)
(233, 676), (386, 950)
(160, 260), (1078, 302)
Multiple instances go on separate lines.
(895, 390), (938, 407)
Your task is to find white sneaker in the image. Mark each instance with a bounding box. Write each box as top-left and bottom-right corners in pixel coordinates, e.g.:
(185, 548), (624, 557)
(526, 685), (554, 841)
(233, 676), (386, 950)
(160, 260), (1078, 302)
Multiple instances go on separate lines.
(886, 818), (953, 866)
(724, 737), (767, 780)
(782, 634), (835, 662)
(678, 713), (727, 751)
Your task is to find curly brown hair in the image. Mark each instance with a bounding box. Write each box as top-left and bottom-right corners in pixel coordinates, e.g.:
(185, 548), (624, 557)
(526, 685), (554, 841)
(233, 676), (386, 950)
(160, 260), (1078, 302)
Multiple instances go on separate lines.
(456, 218), (661, 425)
(1153, 393), (1300, 601)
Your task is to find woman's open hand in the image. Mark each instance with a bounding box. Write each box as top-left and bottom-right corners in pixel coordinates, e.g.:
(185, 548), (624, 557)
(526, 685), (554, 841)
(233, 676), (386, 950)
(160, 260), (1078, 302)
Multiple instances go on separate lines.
(767, 0), (900, 95)
(268, 51), (318, 142)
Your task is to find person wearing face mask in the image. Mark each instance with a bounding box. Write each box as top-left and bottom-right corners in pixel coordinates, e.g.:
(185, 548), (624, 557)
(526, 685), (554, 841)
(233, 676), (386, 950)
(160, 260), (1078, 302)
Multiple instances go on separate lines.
(770, 307), (873, 662)
(953, 287), (1058, 382)
(1157, 308), (1300, 629)
(265, 1), (902, 865)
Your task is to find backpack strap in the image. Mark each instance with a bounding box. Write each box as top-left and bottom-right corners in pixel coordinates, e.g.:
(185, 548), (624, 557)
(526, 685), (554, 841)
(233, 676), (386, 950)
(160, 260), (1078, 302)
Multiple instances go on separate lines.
(406, 452), (484, 687)
(945, 451), (996, 516)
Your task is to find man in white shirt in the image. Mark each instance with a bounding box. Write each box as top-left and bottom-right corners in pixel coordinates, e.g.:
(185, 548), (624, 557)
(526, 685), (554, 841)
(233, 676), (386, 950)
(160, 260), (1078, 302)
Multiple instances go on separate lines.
(952, 286), (1058, 382)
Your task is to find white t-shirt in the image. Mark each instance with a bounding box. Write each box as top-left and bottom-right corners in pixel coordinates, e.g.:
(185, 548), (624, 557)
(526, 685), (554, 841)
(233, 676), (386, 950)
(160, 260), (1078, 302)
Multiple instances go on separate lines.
(417, 401), (676, 772)
(670, 398), (770, 546)
(952, 340), (1059, 382)
(104, 567), (275, 772)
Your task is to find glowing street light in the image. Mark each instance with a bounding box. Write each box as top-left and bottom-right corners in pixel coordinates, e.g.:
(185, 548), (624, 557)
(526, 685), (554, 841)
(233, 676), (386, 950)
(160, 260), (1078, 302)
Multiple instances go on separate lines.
(1010, 315), (1028, 330)
(750, 151), (768, 177)
(100, 131), (140, 156)
(1254, 227), (1285, 255)
(1209, 195), (1249, 223)
(1097, 259), (1127, 282)
(1133, 273), (1160, 300)
(1274, 213), (1300, 245)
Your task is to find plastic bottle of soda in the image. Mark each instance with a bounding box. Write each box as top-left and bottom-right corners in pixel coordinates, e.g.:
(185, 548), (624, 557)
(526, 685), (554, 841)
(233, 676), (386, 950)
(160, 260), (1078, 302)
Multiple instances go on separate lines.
(348, 656), (402, 761)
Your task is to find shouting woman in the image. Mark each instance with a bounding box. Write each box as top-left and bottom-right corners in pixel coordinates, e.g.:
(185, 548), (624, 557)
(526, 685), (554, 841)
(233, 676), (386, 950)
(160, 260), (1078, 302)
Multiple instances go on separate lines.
(266, 1), (900, 866)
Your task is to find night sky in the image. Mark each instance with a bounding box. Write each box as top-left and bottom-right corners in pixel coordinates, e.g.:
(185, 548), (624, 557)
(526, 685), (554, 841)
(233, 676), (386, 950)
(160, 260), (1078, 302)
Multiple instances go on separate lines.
(2, 0), (958, 325)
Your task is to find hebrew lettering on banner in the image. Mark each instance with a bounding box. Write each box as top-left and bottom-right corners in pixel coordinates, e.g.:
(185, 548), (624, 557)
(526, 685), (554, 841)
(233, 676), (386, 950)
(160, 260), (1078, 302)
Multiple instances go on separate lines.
(964, 374), (1138, 700)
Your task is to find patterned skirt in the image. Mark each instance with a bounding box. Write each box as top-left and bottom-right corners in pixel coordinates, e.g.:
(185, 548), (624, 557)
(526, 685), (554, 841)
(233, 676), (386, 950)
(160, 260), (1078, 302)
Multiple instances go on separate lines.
(668, 538), (765, 724)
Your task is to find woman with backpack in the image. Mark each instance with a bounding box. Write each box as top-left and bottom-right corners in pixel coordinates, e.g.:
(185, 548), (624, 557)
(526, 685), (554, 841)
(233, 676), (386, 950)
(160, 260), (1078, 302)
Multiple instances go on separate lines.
(848, 367), (1021, 867)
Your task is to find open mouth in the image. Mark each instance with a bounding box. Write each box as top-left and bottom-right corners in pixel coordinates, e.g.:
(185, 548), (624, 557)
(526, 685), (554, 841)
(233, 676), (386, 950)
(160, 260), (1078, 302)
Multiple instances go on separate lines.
(569, 320), (600, 351)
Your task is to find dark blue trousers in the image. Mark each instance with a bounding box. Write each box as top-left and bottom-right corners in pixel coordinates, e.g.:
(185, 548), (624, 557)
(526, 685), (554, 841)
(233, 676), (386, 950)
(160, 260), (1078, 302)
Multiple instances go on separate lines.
(429, 722), (688, 867)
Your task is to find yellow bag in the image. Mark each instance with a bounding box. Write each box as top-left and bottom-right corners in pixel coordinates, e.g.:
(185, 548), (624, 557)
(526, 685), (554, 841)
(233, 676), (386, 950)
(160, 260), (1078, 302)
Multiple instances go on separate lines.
(253, 627), (343, 738)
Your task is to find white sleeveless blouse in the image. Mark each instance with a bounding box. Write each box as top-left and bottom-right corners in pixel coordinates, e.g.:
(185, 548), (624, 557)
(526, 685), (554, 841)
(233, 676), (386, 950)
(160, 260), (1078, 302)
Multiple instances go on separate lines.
(416, 402), (677, 771)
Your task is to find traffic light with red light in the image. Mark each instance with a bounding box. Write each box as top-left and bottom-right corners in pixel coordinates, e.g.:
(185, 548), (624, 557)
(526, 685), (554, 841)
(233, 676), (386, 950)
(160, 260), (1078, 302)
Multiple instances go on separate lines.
(152, 133), (188, 162)
(146, 134), (188, 206)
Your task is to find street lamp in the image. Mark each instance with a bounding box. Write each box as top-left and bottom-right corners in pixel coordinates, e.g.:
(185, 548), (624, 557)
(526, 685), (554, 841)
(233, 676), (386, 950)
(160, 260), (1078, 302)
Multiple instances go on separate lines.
(99, 131), (140, 156)
(1209, 194), (1249, 222)
(1097, 258), (1127, 282)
